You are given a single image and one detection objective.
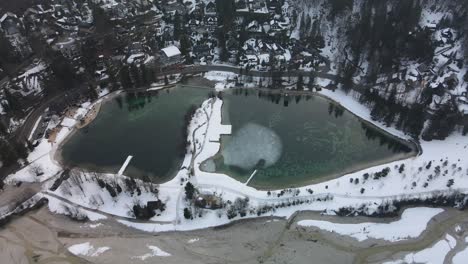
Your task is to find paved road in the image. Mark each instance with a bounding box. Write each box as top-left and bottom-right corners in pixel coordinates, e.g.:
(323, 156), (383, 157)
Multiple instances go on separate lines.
(127, 64), (339, 94)
(182, 64), (339, 81)
(0, 86), (88, 180)
(14, 86), (88, 143)
(43, 191), (172, 224)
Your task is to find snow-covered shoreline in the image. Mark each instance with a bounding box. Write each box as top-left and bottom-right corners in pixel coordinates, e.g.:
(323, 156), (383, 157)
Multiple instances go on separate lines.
(4, 79), (468, 234)
(297, 207), (444, 242)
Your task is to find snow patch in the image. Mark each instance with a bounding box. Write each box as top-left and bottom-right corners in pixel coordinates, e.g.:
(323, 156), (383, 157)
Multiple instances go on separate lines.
(132, 245), (171, 260)
(383, 234), (456, 264)
(68, 242), (110, 257)
(187, 238), (199, 243)
(298, 207), (443, 242)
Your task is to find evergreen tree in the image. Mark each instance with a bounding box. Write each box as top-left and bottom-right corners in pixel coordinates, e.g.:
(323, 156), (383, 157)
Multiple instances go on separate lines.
(422, 103), (461, 141)
(296, 75), (304, 90)
(120, 66), (132, 89)
(404, 103), (425, 138)
(329, 0), (354, 19)
(383, 89), (398, 126)
(130, 64), (141, 88)
(184, 182), (195, 200)
(173, 14), (183, 40)
(216, 0), (236, 32)
(308, 72), (316, 90)
(183, 208), (192, 219)
(180, 34), (191, 58)
(140, 63), (148, 85)
(3, 89), (22, 114)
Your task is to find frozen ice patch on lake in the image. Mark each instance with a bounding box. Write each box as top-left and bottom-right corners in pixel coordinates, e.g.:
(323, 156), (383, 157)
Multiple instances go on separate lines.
(222, 123), (282, 170)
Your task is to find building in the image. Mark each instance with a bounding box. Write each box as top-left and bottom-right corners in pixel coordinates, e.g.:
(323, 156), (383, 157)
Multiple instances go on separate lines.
(204, 16), (218, 33)
(0, 12), (33, 59)
(0, 13), (21, 35)
(205, 1), (217, 15)
(195, 193), (223, 209)
(160, 45), (182, 65)
(53, 37), (81, 60)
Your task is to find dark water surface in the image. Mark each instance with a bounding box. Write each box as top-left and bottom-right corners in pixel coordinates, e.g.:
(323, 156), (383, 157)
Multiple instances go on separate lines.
(62, 86), (413, 187)
(61, 86), (210, 181)
(203, 89), (414, 189)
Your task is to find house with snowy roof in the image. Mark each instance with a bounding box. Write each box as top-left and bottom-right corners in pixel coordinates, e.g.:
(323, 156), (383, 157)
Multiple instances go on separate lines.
(204, 16), (218, 33)
(160, 45), (182, 65)
(204, 1), (217, 15)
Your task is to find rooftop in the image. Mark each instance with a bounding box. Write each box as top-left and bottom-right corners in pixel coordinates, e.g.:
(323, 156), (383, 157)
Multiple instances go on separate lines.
(161, 45), (181, 58)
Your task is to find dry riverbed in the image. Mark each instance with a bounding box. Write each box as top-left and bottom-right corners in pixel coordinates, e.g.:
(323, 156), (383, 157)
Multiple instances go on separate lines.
(1, 205), (468, 264)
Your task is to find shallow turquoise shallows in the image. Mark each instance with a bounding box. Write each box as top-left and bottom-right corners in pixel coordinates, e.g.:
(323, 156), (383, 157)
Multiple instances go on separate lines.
(202, 89), (414, 189)
(60, 86), (210, 181)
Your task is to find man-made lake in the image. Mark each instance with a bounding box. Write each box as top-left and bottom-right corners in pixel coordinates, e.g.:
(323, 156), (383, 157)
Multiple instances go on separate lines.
(201, 89), (415, 189)
(60, 86), (210, 181)
(61, 86), (414, 188)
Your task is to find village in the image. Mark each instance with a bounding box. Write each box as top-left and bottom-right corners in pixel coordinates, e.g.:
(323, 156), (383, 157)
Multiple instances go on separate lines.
(0, 0), (468, 263)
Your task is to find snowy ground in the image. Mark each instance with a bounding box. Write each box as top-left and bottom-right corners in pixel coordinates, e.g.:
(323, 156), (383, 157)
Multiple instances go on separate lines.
(297, 207), (443, 242)
(383, 234), (457, 264)
(5, 92), (120, 184)
(453, 245), (468, 264)
(4, 81), (468, 236)
(131, 245), (171, 260)
(68, 242), (110, 257)
(203, 71), (238, 91)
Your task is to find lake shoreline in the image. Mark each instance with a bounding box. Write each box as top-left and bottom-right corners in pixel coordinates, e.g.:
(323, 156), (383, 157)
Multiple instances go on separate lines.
(55, 78), (419, 190)
(198, 88), (418, 190)
(54, 84), (207, 181)
(247, 151), (416, 190)
(54, 90), (123, 172)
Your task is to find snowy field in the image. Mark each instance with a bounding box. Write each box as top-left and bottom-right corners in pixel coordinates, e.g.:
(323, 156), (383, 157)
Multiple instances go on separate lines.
(5, 92), (121, 184)
(297, 207), (443, 242)
(453, 245), (468, 264)
(383, 234), (456, 264)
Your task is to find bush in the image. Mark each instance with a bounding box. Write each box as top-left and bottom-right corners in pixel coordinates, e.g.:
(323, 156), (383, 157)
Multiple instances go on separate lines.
(63, 205), (88, 222)
(363, 173), (369, 180)
(97, 178), (105, 188)
(227, 206), (237, 219)
(373, 167), (391, 180)
(133, 204), (156, 220)
(183, 208), (193, 219)
(426, 161), (432, 170)
(105, 183), (117, 197)
(398, 164), (405, 173)
(185, 182), (195, 200)
(447, 179), (454, 188)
